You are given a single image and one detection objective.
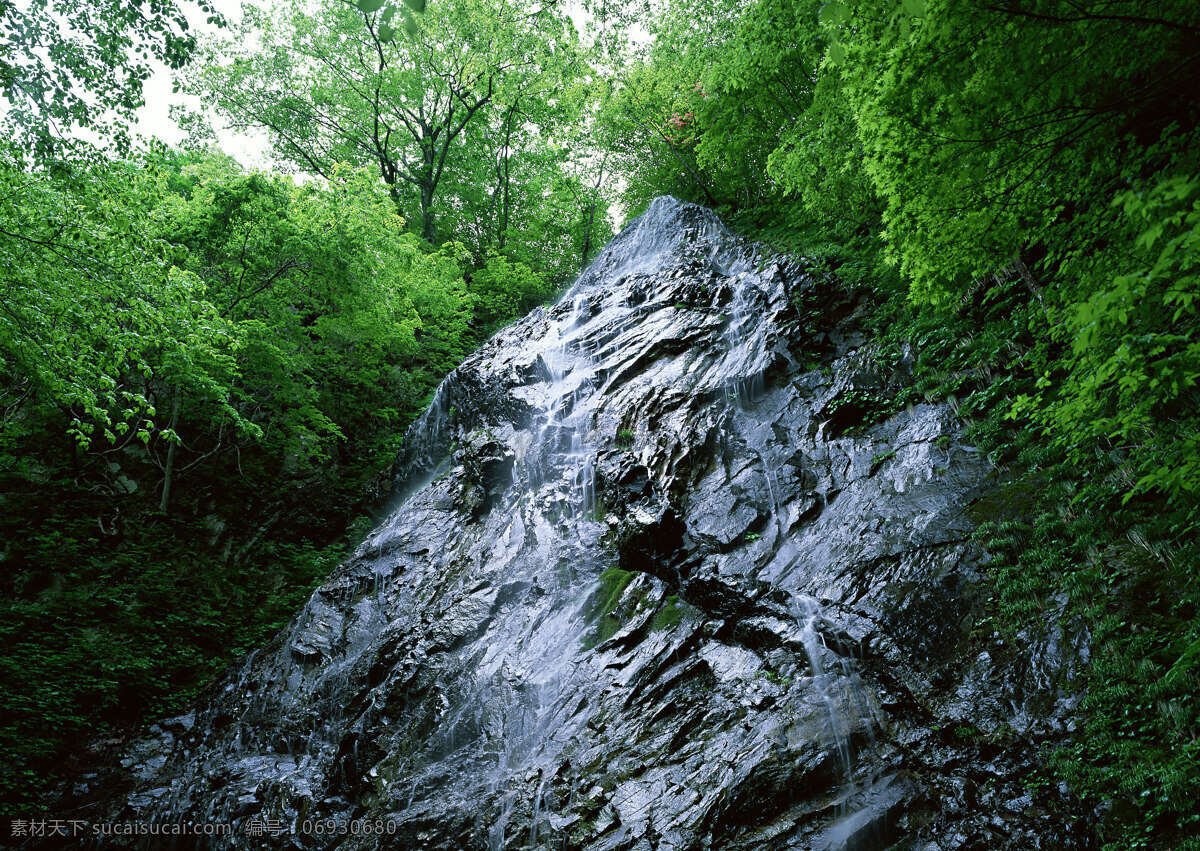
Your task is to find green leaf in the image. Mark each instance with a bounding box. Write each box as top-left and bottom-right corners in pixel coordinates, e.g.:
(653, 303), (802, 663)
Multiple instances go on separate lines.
(819, 2), (845, 24)
(401, 0), (426, 12)
(356, 0), (386, 13)
(378, 22), (395, 41)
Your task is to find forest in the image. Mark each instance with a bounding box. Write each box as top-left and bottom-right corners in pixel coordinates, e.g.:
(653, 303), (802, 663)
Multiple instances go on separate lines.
(1, 0), (1197, 847)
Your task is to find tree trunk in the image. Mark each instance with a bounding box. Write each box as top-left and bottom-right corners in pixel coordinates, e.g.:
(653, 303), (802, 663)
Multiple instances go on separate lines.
(159, 384), (181, 514)
(581, 201), (596, 272)
(498, 101), (516, 251)
(420, 184), (436, 243)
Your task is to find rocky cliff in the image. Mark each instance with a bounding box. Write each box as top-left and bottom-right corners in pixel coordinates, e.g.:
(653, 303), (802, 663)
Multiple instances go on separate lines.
(111, 197), (1092, 849)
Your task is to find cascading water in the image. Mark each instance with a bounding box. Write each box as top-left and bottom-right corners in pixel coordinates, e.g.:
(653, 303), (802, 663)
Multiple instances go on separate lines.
(107, 197), (1090, 851)
(793, 595), (859, 781)
(790, 594), (893, 850)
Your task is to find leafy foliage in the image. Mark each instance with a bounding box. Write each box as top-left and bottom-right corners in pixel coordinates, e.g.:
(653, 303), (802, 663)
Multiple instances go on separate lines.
(188, 0), (587, 248)
(0, 0), (223, 159)
(466, 251), (553, 336)
(0, 151), (248, 453)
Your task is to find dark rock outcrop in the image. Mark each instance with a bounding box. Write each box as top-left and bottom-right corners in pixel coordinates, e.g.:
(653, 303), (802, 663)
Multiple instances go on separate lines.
(108, 198), (1092, 849)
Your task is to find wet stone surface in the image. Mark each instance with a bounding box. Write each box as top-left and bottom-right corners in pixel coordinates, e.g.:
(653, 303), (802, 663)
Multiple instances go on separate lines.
(99, 198), (1093, 849)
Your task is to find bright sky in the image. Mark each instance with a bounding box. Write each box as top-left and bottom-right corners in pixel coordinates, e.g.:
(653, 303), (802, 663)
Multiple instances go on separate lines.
(133, 0), (274, 167)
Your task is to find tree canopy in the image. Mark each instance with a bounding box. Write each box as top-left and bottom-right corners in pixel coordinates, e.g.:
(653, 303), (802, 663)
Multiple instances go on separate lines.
(0, 0), (224, 159)
(190, 0), (587, 245)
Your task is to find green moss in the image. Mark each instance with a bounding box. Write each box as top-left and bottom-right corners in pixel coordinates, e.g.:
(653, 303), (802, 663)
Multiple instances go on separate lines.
(597, 568), (636, 616)
(589, 615), (623, 647)
(582, 568), (639, 649)
(966, 477), (1043, 526)
(872, 449), (896, 466)
(650, 594), (683, 631)
(755, 667), (790, 687)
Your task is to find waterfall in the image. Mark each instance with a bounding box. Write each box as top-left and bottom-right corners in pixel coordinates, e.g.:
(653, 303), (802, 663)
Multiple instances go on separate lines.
(110, 197), (1086, 851)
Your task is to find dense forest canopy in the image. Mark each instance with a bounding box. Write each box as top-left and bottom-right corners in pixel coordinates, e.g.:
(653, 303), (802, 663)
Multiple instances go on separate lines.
(2, 0), (1198, 846)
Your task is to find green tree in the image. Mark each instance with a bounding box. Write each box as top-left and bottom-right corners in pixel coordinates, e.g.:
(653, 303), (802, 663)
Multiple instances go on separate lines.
(597, 59), (721, 211)
(0, 150), (248, 460)
(466, 250), (553, 335)
(0, 0), (224, 159)
(428, 64), (612, 284)
(595, 0), (830, 220)
(190, 0), (582, 243)
(0, 148), (481, 810)
(809, 0), (1200, 298)
(147, 153), (476, 508)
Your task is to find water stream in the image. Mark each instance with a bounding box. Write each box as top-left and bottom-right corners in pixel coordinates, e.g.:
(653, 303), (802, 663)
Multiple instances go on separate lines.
(792, 593), (891, 850)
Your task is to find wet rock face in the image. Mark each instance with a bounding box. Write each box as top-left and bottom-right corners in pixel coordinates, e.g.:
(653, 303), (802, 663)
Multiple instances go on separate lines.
(115, 198), (1092, 849)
